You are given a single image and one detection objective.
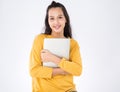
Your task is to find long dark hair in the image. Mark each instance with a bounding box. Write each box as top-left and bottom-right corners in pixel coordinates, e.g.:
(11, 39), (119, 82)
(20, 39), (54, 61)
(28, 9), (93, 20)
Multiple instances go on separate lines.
(44, 1), (72, 38)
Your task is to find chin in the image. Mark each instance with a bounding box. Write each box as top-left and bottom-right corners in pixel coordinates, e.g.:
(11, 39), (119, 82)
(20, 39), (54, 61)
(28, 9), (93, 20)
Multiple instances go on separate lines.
(53, 30), (62, 33)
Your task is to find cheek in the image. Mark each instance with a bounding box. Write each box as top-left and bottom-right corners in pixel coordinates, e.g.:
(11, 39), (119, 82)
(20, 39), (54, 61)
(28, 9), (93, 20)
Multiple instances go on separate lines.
(60, 19), (66, 25)
(61, 21), (66, 27)
(48, 21), (52, 28)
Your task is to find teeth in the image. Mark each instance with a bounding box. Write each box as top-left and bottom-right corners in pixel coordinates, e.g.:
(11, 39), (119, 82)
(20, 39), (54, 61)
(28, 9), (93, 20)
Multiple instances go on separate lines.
(54, 25), (60, 29)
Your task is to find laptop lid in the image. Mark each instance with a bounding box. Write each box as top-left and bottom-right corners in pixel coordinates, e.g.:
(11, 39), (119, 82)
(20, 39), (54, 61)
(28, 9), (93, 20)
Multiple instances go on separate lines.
(43, 38), (70, 67)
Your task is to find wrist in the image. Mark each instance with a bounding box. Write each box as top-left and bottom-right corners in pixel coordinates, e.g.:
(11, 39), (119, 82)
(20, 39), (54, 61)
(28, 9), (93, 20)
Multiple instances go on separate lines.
(52, 68), (66, 76)
(52, 55), (61, 64)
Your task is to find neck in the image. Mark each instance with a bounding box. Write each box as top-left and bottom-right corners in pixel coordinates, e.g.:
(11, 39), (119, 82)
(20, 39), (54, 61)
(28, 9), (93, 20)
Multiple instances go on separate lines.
(51, 32), (65, 38)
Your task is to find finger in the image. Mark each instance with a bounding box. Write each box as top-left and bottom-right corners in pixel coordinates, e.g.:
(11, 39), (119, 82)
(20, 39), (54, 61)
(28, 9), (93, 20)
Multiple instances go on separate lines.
(41, 49), (46, 53)
(41, 49), (49, 53)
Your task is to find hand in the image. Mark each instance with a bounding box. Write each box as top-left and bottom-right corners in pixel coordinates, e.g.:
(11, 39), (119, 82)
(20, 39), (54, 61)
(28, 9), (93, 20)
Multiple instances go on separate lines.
(52, 68), (69, 76)
(41, 49), (54, 62)
(41, 49), (61, 64)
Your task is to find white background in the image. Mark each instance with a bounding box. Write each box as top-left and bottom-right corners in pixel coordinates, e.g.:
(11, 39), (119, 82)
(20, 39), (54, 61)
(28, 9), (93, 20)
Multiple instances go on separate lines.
(0, 0), (120, 92)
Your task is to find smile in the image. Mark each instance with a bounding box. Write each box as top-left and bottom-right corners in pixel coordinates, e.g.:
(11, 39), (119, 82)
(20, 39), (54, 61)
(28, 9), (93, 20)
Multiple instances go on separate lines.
(53, 25), (61, 30)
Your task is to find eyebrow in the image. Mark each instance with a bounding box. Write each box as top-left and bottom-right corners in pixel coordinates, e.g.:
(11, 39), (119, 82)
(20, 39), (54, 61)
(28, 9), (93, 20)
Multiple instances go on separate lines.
(49, 15), (64, 17)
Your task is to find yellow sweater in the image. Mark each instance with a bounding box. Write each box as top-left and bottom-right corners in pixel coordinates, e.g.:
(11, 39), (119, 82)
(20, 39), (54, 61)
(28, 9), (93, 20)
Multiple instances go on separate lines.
(29, 34), (82, 92)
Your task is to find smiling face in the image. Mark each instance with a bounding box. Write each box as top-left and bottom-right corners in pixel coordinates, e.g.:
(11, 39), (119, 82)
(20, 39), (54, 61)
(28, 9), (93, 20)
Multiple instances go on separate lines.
(48, 7), (66, 37)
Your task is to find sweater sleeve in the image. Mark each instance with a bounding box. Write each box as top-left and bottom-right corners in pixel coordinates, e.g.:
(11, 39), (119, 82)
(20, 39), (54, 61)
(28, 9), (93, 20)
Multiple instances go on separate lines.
(58, 40), (82, 76)
(29, 35), (53, 78)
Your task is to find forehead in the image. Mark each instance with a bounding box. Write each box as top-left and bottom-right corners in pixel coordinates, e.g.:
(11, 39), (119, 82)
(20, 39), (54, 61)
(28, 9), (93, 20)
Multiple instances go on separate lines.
(48, 7), (64, 17)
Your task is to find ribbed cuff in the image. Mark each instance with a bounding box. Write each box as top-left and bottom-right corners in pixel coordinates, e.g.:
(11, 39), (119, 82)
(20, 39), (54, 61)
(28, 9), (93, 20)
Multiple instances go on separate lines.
(58, 58), (66, 67)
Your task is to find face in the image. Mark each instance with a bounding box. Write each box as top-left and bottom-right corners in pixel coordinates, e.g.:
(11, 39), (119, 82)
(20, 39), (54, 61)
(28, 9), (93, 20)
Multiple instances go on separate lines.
(48, 7), (66, 35)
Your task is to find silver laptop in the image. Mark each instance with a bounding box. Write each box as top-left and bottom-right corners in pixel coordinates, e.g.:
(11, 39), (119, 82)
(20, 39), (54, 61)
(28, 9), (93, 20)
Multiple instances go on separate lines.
(43, 38), (70, 67)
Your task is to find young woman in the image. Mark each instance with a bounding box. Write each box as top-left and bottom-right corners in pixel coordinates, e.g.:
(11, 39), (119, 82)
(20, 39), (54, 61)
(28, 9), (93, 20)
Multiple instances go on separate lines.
(29, 1), (82, 92)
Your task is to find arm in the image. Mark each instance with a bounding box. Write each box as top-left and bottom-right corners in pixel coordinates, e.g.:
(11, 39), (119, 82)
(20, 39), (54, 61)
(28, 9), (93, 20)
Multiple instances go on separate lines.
(52, 68), (69, 76)
(41, 40), (82, 76)
(30, 48), (68, 78)
(29, 35), (69, 78)
(29, 47), (53, 78)
(49, 40), (82, 76)
(57, 41), (82, 76)
(40, 49), (69, 76)
(29, 35), (53, 78)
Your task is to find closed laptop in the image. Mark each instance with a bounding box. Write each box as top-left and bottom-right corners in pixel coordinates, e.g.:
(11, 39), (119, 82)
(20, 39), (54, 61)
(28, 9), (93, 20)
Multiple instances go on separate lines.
(43, 38), (70, 67)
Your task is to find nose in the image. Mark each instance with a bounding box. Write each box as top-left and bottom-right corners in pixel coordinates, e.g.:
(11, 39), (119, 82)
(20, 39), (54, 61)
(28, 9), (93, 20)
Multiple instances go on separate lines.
(54, 18), (59, 24)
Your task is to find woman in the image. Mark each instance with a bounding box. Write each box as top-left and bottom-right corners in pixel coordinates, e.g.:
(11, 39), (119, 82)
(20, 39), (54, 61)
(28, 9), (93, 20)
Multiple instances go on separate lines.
(29, 1), (82, 92)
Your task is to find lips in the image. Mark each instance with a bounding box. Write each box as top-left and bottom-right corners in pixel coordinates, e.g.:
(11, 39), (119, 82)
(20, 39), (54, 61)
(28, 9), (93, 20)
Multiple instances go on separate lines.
(53, 25), (61, 30)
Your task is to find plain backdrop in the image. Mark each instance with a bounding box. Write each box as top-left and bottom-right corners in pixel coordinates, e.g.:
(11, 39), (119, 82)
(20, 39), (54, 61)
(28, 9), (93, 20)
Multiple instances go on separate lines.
(0, 0), (120, 92)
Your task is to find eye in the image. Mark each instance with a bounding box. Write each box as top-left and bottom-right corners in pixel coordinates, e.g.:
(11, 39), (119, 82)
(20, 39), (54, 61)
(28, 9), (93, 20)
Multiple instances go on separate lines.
(49, 17), (54, 20)
(59, 16), (63, 19)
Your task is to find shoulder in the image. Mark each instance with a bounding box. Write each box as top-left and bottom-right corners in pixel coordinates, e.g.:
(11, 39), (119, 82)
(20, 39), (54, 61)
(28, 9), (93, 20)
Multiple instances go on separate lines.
(33, 33), (50, 42)
(70, 38), (80, 49)
(32, 34), (48, 46)
(35, 33), (48, 40)
(70, 38), (79, 46)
